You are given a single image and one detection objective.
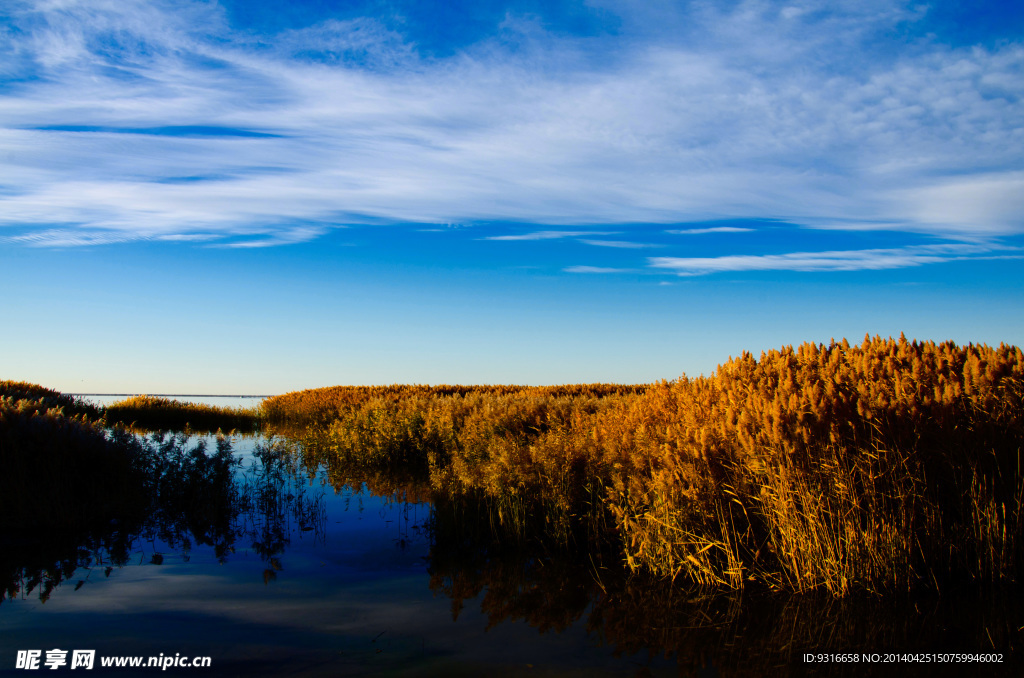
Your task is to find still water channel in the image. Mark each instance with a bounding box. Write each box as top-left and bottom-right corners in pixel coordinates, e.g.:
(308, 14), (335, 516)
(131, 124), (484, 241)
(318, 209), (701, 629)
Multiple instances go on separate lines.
(2, 398), (1022, 677)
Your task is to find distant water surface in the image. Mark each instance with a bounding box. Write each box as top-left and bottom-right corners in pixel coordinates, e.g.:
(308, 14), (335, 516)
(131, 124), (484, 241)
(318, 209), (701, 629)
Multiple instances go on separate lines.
(73, 394), (269, 410)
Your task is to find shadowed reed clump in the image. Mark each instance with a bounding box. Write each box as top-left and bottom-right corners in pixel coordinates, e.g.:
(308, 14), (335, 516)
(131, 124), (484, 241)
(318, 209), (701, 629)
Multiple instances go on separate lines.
(0, 392), (252, 565)
(1, 382), (148, 533)
(264, 337), (1024, 596)
(1, 400), (325, 603)
(1, 381), (245, 569)
(104, 395), (262, 433)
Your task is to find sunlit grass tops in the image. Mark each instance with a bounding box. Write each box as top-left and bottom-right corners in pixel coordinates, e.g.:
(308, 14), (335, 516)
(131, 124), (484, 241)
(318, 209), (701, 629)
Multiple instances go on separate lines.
(0, 380), (102, 419)
(261, 383), (646, 427)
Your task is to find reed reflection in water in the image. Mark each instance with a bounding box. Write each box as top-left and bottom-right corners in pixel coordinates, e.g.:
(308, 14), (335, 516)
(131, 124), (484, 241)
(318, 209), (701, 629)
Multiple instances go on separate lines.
(1, 433), (327, 605)
(2, 432), (1022, 676)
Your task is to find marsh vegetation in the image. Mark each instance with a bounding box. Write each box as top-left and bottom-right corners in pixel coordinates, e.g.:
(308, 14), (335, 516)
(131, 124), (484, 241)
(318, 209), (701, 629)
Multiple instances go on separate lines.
(3, 336), (1023, 673)
(261, 335), (1024, 596)
(103, 394), (262, 432)
(8, 334), (1021, 597)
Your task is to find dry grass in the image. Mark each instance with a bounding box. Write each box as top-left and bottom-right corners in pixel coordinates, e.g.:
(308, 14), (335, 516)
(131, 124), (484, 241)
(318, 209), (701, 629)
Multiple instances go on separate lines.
(597, 335), (1024, 594)
(268, 336), (1024, 595)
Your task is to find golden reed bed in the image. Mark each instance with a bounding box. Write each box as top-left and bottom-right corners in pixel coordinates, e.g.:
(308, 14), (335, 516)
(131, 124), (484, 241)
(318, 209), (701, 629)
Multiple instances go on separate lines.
(263, 335), (1023, 596)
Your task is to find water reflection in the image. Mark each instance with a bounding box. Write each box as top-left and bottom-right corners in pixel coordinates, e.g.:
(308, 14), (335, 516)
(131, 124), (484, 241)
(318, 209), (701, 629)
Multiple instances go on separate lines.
(1, 434), (325, 605)
(240, 439), (325, 573)
(424, 498), (1024, 677)
(3, 433), (1022, 677)
(300, 431), (1024, 676)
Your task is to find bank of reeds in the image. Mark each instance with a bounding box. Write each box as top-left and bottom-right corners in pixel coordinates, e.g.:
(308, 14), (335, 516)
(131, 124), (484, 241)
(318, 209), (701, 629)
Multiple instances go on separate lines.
(104, 395), (261, 433)
(0, 382), (244, 539)
(266, 336), (1024, 596)
(0, 380), (102, 419)
(1, 381), (326, 602)
(269, 386), (635, 548)
(0, 383), (148, 533)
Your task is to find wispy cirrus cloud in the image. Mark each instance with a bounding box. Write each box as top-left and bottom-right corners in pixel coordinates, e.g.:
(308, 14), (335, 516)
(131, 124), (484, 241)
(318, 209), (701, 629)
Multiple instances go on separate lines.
(563, 265), (633, 274)
(26, 125), (285, 138)
(0, 0), (1022, 248)
(666, 227), (754, 235)
(648, 243), (1023, 276)
(579, 239), (661, 248)
(484, 231), (616, 241)
(212, 226), (329, 248)
(2, 229), (140, 247)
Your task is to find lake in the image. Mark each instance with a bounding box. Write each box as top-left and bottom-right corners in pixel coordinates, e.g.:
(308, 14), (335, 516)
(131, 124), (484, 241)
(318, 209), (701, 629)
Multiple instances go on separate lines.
(2, 418), (1022, 676)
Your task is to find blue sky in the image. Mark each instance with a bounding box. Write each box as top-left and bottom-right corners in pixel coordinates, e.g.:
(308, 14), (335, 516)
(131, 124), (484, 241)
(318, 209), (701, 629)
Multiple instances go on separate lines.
(1, 0), (1022, 393)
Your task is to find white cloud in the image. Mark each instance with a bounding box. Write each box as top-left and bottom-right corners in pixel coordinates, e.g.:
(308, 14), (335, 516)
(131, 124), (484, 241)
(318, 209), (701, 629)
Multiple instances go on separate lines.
(563, 265), (632, 273)
(212, 226), (328, 248)
(666, 227), (754, 235)
(648, 243), (1022, 276)
(0, 1), (1022, 247)
(2, 228), (141, 247)
(274, 18), (414, 69)
(579, 239), (661, 248)
(155, 233), (223, 242)
(485, 231), (616, 241)
(895, 172), (1024, 235)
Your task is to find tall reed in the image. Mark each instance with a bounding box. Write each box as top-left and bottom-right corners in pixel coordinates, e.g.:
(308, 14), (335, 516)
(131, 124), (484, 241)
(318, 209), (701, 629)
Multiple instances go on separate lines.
(602, 335), (1023, 594)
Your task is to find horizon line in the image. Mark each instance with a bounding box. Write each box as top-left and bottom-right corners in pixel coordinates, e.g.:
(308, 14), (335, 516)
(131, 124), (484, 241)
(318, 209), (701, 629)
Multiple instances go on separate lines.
(72, 393), (275, 398)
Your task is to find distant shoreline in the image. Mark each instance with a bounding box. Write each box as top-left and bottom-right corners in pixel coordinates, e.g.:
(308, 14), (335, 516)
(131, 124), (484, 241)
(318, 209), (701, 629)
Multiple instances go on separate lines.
(72, 393), (274, 398)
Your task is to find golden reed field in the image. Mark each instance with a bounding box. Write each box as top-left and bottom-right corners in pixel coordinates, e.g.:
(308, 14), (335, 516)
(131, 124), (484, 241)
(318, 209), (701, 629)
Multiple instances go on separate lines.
(261, 335), (1024, 596)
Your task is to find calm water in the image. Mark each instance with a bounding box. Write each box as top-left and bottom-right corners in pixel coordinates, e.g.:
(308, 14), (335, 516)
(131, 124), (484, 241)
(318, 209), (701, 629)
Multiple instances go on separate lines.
(2, 432), (681, 677)
(3, 426), (1022, 677)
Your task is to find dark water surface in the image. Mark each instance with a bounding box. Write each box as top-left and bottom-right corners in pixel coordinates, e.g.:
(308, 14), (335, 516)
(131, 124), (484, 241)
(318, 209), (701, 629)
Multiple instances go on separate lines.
(2, 432), (1022, 677)
(2, 434), (679, 676)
